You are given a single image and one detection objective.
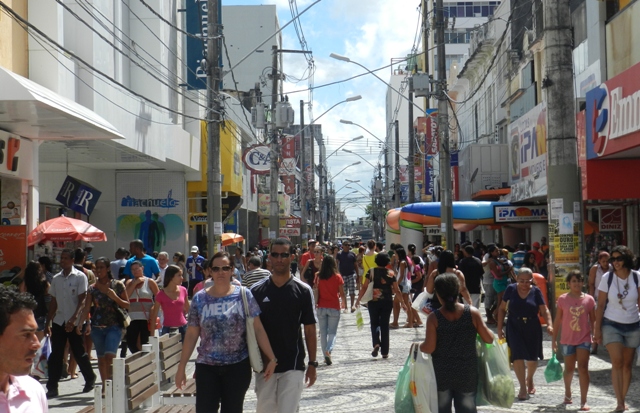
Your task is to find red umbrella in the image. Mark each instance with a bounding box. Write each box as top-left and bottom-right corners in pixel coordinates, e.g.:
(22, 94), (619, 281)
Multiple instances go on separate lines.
(27, 216), (107, 246)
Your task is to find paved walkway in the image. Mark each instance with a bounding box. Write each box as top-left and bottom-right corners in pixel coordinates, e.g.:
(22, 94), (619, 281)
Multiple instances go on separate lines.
(46, 307), (637, 413)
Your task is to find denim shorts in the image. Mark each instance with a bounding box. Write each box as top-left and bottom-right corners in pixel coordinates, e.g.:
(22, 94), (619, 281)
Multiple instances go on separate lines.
(399, 282), (411, 294)
(90, 325), (123, 356)
(35, 316), (46, 332)
(561, 342), (591, 356)
(602, 318), (640, 348)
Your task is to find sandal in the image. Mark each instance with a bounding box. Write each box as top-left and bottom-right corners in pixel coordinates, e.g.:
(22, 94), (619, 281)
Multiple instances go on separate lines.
(413, 323), (423, 328)
(371, 345), (380, 358)
(402, 323), (413, 328)
(579, 405), (590, 411)
(389, 323), (399, 329)
(563, 396), (573, 404)
(517, 392), (530, 401)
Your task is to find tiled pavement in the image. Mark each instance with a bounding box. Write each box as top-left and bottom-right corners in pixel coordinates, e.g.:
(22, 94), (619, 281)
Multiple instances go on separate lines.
(46, 307), (638, 413)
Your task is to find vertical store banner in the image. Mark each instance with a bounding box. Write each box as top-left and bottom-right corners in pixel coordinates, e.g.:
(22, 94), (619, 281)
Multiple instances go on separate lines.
(185, 0), (211, 90)
(0, 226), (27, 285)
(116, 172), (186, 255)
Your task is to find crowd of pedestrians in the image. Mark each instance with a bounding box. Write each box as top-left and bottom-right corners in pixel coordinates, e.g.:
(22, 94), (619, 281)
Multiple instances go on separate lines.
(3, 235), (640, 413)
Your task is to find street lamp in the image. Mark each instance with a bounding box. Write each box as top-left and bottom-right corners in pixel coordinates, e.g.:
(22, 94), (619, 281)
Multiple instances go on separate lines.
(341, 149), (377, 170)
(326, 136), (364, 159)
(333, 161), (361, 177)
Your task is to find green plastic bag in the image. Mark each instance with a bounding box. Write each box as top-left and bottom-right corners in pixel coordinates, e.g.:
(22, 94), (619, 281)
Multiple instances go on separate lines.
(544, 352), (563, 383)
(395, 352), (416, 413)
(355, 307), (364, 330)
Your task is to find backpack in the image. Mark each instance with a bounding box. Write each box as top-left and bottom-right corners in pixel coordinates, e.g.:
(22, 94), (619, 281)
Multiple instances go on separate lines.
(604, 270), (639, 311)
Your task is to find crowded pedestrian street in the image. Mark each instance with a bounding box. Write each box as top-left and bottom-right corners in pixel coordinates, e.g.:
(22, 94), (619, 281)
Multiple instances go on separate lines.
(44, 302), (639, 413)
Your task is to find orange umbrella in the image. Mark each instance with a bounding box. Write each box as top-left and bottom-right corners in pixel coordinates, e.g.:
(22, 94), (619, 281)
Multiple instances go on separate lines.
(28, 216), (106, 246)
(221, 233), (244, 246)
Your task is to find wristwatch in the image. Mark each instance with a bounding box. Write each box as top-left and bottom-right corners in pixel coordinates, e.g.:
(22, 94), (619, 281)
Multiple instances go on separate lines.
(308, 360), (319, 368)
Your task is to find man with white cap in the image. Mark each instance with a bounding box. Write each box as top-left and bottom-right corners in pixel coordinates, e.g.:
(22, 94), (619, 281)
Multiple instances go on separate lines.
(186, 246), (205, 298)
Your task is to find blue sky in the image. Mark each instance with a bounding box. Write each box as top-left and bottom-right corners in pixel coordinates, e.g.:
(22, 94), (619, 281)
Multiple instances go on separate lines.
(223, 0), (422, 221)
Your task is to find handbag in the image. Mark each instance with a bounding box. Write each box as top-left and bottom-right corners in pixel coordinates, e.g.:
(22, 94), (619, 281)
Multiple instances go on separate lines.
(32, 336), (51, 378)
(241, 287), (264, 373)
(112, 280), (131, 328)
(360, 268), (375, 303)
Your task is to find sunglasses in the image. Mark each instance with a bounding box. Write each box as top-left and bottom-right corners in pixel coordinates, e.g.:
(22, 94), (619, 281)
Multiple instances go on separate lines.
(270, 252), (290, 258)
(211, 266), (232, 272)
(610, 256), (625, 262)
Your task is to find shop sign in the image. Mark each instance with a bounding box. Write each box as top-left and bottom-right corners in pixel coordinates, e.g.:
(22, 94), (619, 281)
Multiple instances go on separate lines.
(187, 196), (242, 225)
(286, 217), (301, 227)
(243, 145), (271, 174)
(185, 0), (208, 90)
(281, 175), (296, 195)
(586, 60), (640, 159)
(56, 176), (102, 216)
(425, 227), (439, 235)
(494, 205), (548, 223)
(0, 134), (21, 177)
(279, 227), (300, 237)
(599, 207), (623, 231)
(424, 110), (439, 155)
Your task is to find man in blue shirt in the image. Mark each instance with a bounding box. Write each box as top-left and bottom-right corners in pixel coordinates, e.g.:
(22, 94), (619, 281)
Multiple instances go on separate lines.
(186, 246), (205, 298)
(336, 242), (358, 312)
(511, 243), (526, 272)
(123, 239), (160, 279)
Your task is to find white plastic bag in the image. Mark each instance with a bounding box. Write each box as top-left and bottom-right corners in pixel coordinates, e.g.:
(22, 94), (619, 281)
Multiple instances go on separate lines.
(32, 336), (51, 378)
(409, 343), (438, 413)
(411, 291), (435, 315)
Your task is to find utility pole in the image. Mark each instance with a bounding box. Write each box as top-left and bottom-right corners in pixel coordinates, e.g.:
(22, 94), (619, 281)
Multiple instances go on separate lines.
(394, 120), (401, 208)
(269, 45), (280, 241)
(544, 0), (581, 319)
(300, 100), (308, 247)
(408, 80), (415, 205)
(310, 127), (316, 240)
(435, 0), (454, 247)
(421, 0), (430, 110)
(207, 0), (222, 257)
(318, 141), (326, 242)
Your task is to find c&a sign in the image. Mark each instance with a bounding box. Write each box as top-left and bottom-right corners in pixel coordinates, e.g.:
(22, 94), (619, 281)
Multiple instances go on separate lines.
(586, 61), (640, 159)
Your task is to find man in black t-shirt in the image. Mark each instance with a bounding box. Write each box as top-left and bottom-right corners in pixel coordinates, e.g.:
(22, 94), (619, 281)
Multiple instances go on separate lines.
(458, 245), (484, 308)
(250, 238), (318, 413)
(336, 242), (358, 312)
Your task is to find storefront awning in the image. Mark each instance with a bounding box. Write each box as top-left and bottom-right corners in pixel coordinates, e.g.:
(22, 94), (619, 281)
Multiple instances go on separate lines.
(0, 67), (123, 141)
(472, 188), (511, 201)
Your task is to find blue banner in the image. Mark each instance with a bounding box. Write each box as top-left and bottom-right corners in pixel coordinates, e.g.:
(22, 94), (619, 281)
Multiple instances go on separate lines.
(185, 0), (208, 90)
(56, 176), (102, 216)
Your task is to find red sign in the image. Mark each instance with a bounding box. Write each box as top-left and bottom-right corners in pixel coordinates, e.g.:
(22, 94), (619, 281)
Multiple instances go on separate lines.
(286, 217), (301, 227)
(280, 227), (300, 236)
(281, 135), (296, 159)
(0, 226), (27, 285)
(282, 175), (296, 195)
(425, 112), (439, 155)
(599, 207), (623, 232)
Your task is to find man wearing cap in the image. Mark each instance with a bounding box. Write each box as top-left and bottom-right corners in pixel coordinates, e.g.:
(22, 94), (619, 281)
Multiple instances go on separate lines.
(84, 243), (94, 262)
(529, 242), (544, 268)
(299, 239), (317, 269)
(186, 246), (205, 298)
(511, 243), (527, 272)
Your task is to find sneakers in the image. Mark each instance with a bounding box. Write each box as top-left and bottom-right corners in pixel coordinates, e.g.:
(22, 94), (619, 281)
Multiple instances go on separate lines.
(46, 390), (59, 399)
(324, 351), (332, 366)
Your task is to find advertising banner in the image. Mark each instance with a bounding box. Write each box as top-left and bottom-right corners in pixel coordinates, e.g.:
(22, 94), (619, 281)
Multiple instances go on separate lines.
(0, 132), (33, 180)
(185, 0), (208, 90)
(281, 175), (296, 195)
(56, 176), (102, 216)
(599, 207), (623, 231)
(425, 110), (439, 155)
(116, 172), (186, 255)
(279, 227), (300, 237)
(0, 226), (27, 286)
(258, 194), (290, 218)
(494, 205), (549, 223)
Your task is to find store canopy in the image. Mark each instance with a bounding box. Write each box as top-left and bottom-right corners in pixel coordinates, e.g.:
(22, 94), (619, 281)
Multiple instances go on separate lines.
(0, 67), (123, 141)
(27, 216), (106, 246)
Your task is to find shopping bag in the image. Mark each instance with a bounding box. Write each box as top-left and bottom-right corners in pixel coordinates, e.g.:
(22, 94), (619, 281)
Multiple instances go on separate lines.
(409, 343), (438, 413)
(475, 336), (490, 406)
(32, 336), (51, 378)
(395, 350), (416, 413)
(411, 291), (435, 315)
(355, 307), (364, 331)
(478, 338), (515, 408)
(544, 352), (563, 383)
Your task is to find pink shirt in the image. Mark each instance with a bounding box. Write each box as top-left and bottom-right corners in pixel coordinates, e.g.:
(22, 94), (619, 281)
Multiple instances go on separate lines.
(155, 286), (188, 327)
(0, 375), (47, 413)
(317, 274), (344, 310)
(557, 293), (595, 345)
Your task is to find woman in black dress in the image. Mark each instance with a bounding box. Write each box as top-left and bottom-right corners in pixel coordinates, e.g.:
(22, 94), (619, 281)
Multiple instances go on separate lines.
(497, 267), (553, 401)
(420, 273), (494, 413)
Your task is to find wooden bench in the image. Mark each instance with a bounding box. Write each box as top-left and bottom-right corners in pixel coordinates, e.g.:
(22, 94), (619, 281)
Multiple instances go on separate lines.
(154, 333), (196, 406)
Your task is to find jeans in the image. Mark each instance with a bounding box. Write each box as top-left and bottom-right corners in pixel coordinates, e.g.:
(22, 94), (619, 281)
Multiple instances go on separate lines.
(437, 388), (477, 413)
(317, 307), (340, 355)
(90, 325), (123, 356)
(161, 325), (187, 342)
(47, 322), (96, 392)
(195, 358), (252, 413)
(367, 300), (393, 356)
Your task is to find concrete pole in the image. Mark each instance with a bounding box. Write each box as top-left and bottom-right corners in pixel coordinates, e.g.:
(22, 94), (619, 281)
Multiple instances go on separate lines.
(436, 0), (454, 247)
(408, 84), (415, 205)
(269, 45), (279, 241)
(300, 100), (308, 247)
(544, 0), (582, 319)
(394, 120), (401, 208)
(206, 0), (222, 257)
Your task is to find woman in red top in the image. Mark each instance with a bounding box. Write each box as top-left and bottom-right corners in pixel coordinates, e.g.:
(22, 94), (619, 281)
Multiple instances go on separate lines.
(315, 255), (347, 366)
